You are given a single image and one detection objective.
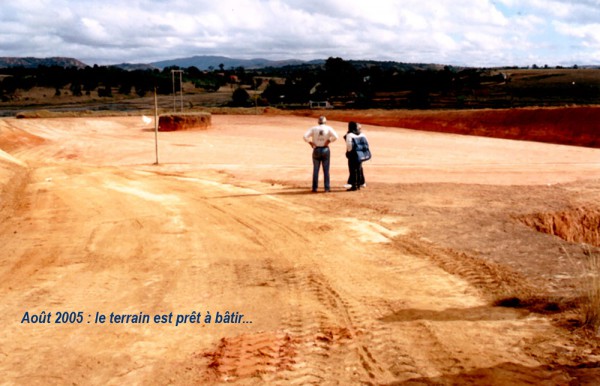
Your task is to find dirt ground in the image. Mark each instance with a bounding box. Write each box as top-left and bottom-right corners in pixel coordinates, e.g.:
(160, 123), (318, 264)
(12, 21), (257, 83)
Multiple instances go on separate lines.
(1, 113), (600, 385)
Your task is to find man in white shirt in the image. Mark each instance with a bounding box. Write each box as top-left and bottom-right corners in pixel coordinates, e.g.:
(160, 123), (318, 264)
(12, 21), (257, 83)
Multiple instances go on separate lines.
(303, 116), (339, 192)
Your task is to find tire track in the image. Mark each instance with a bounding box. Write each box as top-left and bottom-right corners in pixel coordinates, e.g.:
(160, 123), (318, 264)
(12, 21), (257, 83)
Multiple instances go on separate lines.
(180, 185), (400, 383)
(392, 234), (536, 299)
(116, 171), (544, 384)
(302, 248), (428, 384)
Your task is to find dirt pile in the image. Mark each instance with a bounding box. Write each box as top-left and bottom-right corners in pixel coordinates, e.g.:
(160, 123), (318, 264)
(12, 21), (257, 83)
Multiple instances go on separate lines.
(0, 119), (46, 152)
(158, 112), (211, 131)
(297, 106), (600, 149)
(518, 207), (600, 247)
(0, 120), (41, 194)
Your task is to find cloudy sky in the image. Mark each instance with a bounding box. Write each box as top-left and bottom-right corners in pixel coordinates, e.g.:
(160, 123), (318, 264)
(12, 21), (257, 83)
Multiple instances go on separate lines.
(1, 0), (600, 67)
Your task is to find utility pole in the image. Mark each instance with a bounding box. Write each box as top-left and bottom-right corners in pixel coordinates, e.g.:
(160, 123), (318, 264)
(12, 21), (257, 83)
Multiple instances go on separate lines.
(154, 87), (159, 165)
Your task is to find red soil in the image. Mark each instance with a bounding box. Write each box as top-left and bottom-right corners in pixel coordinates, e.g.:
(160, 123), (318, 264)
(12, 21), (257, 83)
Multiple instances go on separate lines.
(295, 106), (600, 148)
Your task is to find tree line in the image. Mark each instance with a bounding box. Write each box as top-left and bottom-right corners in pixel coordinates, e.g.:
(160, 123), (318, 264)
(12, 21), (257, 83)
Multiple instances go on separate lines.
(1, 57), (599, 109)
(0, 64), (226, 102)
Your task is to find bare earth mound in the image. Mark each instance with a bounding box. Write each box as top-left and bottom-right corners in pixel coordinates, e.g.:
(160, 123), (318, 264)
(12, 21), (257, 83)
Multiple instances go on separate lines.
(1, 112), (600, 384)
(299, 106), (600, 148)
(519, 208), (600, 247)
(158, 112), (211, 131)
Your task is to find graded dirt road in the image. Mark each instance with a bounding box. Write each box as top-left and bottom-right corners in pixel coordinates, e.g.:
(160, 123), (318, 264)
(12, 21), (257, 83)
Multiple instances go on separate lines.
(1, 114), (600, 385)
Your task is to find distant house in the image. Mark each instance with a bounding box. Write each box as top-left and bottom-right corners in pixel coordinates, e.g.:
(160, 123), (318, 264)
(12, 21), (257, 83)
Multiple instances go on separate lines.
(309, 100), (333, 109)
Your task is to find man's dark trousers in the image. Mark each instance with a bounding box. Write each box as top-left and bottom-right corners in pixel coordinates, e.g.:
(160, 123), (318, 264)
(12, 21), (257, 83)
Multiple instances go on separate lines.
(312, 147), (330, 192)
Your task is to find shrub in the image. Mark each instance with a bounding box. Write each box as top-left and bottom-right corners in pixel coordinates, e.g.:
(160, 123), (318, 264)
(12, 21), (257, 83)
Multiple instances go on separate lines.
(98, 87), (113, 97)
(566, 247), (600, 334)
(231, 87), (250, 107)
(579, 251), (600, 332)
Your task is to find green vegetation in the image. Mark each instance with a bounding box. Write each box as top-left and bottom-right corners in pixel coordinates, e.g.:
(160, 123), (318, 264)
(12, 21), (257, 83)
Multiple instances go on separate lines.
(0, 64), (226, 102)
(2, 58), (600, 110)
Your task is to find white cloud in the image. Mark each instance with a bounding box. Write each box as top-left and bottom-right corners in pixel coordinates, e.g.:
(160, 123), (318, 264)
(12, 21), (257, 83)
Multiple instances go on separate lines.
(0, 0), (599, 66)
(554, 21), (600, 45)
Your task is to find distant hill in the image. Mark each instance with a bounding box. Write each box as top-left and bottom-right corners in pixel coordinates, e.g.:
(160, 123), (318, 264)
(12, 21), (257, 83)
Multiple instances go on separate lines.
(146, 55), (452, 72)
(111, 63), (157, 71)
(0, 57), (88, 69)
(149, 55), (322, 70)
(2, 55), (599, 72)
(0, 55), (436, 72)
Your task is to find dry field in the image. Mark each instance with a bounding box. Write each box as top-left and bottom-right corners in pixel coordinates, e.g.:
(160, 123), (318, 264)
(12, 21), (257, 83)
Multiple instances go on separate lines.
(1, 110), (600, 385)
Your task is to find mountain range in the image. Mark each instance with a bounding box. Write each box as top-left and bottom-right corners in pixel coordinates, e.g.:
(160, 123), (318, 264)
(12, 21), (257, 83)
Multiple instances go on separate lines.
(0, 57), (87, 69)
(149, 55), (323, 70)
(0, 55), (323, 70)
(2, 55), (598, 71)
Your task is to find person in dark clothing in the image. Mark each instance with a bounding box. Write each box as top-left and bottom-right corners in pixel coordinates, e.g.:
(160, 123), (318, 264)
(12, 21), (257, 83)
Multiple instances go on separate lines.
(344, 121), (370, 191)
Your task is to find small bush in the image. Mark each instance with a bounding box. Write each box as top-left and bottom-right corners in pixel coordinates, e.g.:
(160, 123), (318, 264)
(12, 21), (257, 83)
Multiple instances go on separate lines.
(98, 87), (113, 98)
(566, 247), (600, 334)
(231, 87), (250, 107)
(579, 251), (600, 332)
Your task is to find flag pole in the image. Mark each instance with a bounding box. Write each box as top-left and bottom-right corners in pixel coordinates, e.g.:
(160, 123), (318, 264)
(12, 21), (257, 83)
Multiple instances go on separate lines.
(154, 87), (159, 165)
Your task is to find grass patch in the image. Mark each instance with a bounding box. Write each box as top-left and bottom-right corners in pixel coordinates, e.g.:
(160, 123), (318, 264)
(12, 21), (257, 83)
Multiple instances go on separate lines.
(561, 247), (600, 334)
(578, 251), (600, 333)
(496, 247), (600, 335)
